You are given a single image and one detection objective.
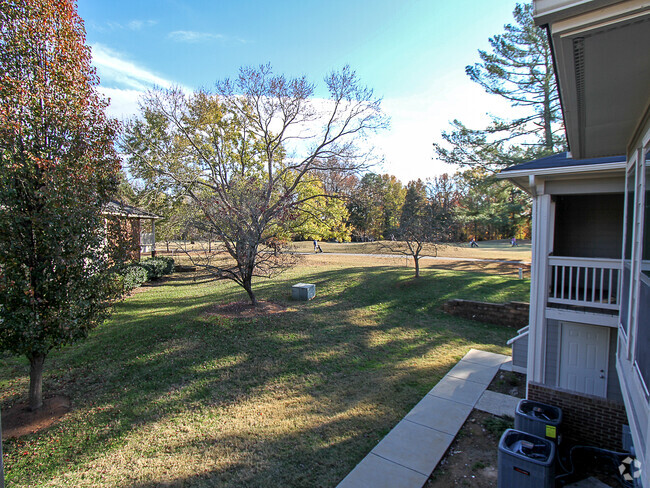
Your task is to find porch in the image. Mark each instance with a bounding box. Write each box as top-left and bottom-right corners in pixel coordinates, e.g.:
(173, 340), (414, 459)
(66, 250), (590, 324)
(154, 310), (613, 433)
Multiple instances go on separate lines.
(546, 256), (621, 321)
(544, 192), (624, 325)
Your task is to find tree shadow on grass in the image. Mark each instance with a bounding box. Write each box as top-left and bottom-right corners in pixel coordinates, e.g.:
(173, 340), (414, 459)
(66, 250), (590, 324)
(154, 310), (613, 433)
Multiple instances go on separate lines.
(2, 266), (525, 487)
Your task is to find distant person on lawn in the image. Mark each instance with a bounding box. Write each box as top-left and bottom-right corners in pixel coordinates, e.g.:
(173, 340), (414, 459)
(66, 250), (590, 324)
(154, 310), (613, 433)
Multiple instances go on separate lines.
(313, 239), (318, 252)
(511, 237), (518, 247)
(470, 237), (479, 248)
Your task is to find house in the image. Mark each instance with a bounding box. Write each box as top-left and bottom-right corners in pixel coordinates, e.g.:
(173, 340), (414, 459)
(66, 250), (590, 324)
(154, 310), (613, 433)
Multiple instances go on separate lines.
(102, 200), (160, 261)
(499, 1), (650, 485)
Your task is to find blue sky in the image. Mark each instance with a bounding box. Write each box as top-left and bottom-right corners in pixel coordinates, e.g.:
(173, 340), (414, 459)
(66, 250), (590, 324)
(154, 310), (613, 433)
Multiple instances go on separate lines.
(78, 0), (523, 182)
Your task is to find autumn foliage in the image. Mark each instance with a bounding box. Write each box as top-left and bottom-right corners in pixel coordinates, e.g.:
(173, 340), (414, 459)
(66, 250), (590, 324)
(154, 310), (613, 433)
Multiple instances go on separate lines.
(0, 0), (121, 409)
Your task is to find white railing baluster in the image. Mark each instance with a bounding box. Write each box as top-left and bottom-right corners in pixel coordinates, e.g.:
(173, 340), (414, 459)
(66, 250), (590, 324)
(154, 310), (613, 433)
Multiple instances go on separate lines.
(608, 269), (613, 304)
(599, 267), (604, 303)
(592, 267), (596, 303)
(547, 256), (621, 311)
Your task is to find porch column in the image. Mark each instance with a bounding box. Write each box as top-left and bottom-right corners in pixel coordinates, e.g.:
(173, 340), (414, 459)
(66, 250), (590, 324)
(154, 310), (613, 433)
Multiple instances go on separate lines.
(528, 177), (552, 387)
(151, 219), (156, 257)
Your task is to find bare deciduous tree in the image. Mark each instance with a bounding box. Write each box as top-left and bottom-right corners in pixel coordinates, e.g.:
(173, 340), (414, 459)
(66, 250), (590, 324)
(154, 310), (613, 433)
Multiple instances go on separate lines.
(123, 64), (386, 305)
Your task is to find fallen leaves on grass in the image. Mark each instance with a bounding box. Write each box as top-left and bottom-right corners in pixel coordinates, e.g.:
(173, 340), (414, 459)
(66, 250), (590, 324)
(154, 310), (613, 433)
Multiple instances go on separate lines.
(206, 301), (289, 319)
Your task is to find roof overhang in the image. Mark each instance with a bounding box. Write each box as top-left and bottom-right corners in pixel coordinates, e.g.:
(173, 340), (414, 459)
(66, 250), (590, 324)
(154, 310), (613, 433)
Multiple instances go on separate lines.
(498, 160), (626, 193)
(534, 0), (650, 159)
(102, 201), (161, 220)
(101, 211), (161, 220)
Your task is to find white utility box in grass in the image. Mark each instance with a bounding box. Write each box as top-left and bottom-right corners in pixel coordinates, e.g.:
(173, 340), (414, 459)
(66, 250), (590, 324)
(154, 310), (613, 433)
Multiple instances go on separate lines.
(292, 283), (315, 301)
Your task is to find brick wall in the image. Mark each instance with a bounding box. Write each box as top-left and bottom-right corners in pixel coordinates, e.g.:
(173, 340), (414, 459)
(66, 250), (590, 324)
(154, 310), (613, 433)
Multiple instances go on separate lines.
(442, 299), (529, 328)
(106, 216), (141, 261)
(528, 382), (628, 450)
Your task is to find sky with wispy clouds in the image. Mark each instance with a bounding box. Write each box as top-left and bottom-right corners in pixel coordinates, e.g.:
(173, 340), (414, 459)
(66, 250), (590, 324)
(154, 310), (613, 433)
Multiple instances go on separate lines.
(78, 0), (524, 182)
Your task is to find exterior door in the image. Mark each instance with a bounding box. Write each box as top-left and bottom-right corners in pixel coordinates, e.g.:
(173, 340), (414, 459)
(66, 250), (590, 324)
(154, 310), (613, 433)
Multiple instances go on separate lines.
(559, 322), (609, 397)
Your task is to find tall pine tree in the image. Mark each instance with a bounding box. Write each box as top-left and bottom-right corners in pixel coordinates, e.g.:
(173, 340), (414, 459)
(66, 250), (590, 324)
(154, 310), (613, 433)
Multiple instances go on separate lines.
(435, 3), (566, 172)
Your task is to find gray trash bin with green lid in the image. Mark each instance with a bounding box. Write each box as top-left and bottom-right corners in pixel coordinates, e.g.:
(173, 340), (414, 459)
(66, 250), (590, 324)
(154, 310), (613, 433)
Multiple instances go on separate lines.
(498, 429), (555, 488)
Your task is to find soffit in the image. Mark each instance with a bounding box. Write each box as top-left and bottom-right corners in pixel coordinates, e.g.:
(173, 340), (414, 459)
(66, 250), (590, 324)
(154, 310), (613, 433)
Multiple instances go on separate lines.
(545, 2), (650, 158)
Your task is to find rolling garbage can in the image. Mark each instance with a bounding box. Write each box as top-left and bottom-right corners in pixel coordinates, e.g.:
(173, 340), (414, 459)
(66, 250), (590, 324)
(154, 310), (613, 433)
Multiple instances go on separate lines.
(498, 429), (556, 488)
(515, 399), (562, 443)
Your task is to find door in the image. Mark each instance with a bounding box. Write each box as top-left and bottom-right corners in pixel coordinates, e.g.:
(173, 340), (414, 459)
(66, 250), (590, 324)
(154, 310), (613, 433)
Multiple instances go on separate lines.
(559, 322), (609, 397)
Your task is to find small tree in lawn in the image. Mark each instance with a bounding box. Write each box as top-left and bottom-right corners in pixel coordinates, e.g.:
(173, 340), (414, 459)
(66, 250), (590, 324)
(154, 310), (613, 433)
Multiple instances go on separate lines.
(123, 65), (386, 305)
(382, 180), (446, 278)
(0, 0), (121, 410)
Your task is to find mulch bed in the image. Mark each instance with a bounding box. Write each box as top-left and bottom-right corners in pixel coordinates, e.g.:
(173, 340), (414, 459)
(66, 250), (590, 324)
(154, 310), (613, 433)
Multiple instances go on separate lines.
(2, 395), (70, 440)
(206, 300), (288, 318)
(487, 370), (526, 398)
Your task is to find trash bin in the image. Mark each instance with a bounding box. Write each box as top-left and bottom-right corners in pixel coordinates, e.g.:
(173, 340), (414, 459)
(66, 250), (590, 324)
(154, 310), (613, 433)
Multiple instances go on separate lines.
(498, 429), (556, 488)
(515, 399), (562, 443)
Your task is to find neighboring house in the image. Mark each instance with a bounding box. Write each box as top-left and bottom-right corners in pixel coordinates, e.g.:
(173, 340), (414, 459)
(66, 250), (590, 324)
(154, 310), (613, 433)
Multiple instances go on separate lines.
(500, 1), (650, 485)
(102, 200), (160, 261)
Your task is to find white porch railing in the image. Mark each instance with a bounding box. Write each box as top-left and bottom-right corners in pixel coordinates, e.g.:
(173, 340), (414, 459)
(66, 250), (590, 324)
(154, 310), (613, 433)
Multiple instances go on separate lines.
(548, 256), (621, 310)
(141, 232), (155, 254)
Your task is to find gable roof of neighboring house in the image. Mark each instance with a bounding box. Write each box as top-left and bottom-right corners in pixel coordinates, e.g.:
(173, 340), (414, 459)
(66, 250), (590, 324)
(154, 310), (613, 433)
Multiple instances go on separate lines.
(102, 200), (161, 220)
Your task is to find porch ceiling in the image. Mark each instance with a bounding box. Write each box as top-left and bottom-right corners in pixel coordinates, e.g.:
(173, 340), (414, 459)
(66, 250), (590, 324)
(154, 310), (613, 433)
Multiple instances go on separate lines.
(539, 1), (650, 159)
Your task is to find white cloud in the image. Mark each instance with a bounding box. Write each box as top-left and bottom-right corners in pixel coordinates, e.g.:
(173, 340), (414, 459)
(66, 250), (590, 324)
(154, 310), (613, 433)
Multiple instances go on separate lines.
(90, 44), (190, 120)
(127, 20), (157, 31)
(91, 44), (176, 91)
(103, 19), (157, 31)
(167, 30), (247, 44)
(97, 86), (143, 120)
(372, 72), (528, 182)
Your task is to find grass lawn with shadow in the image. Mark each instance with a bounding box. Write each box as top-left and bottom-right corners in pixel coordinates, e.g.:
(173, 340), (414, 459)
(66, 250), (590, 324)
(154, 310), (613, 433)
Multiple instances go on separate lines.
(0, 259), (529, 487)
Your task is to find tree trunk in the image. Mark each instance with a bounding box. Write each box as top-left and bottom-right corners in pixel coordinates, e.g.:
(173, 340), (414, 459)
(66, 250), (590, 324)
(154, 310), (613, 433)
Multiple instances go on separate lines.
(28, 353), (46, 411)
(414, 256), (420, 278)
(243, 277), (258, 307)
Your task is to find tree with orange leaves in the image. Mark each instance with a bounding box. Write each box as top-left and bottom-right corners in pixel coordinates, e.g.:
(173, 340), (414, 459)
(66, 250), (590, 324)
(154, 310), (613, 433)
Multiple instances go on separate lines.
(0, 0), (121, 410)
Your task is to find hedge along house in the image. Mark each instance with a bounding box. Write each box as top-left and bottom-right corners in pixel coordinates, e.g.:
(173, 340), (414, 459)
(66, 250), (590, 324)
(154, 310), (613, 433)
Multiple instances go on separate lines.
(101, 200), (160, 261)
(499, 1), (650, 484)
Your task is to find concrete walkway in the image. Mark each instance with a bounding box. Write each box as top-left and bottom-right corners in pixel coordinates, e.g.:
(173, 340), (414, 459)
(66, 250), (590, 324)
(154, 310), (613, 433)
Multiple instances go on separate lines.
(337, 349), (513, 488)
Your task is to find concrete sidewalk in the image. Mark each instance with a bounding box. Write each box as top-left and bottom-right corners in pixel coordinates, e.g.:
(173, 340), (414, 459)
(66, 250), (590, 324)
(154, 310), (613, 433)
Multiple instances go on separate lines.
(337, 349), (513, 488)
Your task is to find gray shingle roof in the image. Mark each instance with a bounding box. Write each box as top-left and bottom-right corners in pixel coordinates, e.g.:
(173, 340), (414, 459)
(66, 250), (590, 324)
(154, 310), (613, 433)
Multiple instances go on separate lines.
(102, 200), (160, 219)
(500, 152), (626, 173)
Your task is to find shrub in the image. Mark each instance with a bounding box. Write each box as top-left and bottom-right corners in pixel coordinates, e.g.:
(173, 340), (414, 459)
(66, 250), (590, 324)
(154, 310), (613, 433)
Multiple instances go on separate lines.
(123, 265), (149, 292)
(140, 257), (175, 280)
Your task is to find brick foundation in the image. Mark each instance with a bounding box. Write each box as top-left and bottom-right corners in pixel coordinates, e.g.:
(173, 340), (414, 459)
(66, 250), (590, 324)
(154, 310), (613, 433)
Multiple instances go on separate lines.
(528, 382), (628, 450)
(442, 299), (529, 328)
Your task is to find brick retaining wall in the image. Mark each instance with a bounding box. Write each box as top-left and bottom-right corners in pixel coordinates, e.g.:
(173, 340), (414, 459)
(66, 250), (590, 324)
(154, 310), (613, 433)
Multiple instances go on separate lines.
(528, 382), (628, 450)
(442, 299), (529, 328)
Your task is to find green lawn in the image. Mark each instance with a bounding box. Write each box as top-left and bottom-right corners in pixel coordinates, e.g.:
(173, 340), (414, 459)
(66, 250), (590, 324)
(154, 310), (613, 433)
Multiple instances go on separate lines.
(0, 260), (529, 487)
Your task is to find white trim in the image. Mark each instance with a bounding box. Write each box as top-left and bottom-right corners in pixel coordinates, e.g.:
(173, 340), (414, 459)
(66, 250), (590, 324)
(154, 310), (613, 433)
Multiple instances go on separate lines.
(497, 161), (626, 179)
(507, 327), (530, 346)
(529, 194), (553, 384)
(551, 1), (650, 36)
(634, 362), (650, 398)
(512, 365), (528, 375)
(617, 348), (650, 480)
(546, 307), (619, 327)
